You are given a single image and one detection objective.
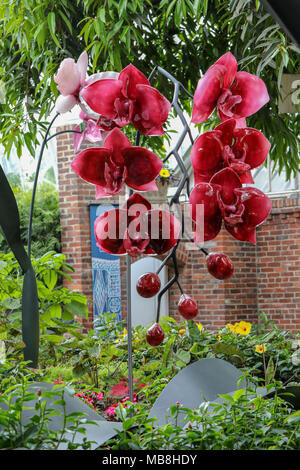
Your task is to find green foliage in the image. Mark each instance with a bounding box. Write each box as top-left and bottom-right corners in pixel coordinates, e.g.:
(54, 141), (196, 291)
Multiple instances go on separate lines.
(0, 310), (300, 450)
(102, 385), (300, 450)
(0, 250), (88, 361)
(0, 180), (61, 257)
(0, 361), (97, 449)
(0, 0), (299, 175)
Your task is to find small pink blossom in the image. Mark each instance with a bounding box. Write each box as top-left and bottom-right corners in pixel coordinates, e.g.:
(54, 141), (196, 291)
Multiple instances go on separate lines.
(73, 111), (105, 153)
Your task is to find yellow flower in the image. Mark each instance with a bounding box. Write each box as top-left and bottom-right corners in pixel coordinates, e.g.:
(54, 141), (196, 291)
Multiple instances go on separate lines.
(255, 344), (266, 354)
(217, 335), (222, 341)
(118, 328), (127, 339)
(226, 323), (239, 334)
(196, 323), (203, 332)
(178, 328), (186, 335)
(160, 169), (170, 178)
(235, 321), (251, 336)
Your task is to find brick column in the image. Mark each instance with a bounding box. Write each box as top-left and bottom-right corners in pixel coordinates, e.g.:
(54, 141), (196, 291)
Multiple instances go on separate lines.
(56, 126), (124, 328)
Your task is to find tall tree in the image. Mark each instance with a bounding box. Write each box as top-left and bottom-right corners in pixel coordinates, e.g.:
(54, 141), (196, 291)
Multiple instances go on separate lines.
(0, 0), (299, 177)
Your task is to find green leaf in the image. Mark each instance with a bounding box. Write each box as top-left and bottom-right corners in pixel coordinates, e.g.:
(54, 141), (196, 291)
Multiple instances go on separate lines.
(47, 12), (56, 36)
(88, 344), (101, 358)
(64, 300), (88, 318)
(47, 12), (61, 48)
(162, 336), (175, 367)
(42, 334), (63, 344)
(98, 8), (106, 23)
(47, 303), (62, 319)
(190, 342), (207, 356)
(175, 349), (191, 364)
(122, 417), (135, 431)
(218, 393), (234, 403)
(58, 9), (73, 34)
(233, 389), (246, 401)
(266, 357), (275, 385)
(212, 342), (245, 361)
(143, 360), (161, 372)
(43, 269), (57, 290)
(1, 297), (21, 309)
(61, 309), (74, 322)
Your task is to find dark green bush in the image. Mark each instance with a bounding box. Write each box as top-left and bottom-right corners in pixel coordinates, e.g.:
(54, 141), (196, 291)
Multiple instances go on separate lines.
(0, 177), (61, 257)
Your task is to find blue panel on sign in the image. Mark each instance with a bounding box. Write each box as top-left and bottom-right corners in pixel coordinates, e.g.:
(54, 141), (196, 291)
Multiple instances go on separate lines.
(89, 205), (121, 321)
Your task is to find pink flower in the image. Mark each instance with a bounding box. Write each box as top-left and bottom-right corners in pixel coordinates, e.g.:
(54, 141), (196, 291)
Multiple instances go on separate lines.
(189, 167), (272, 244)
(191, 52), (269, 125)
(105, 406), (117, 417)
(94, 192), (181, 256)
(71, 128), (163, 197)
(54, 51), (88, 113)
(191, 118), (271, 184)
(53, 375), (64, 384)
(80, 64), (171, 135)
(73, 111), (105, 153)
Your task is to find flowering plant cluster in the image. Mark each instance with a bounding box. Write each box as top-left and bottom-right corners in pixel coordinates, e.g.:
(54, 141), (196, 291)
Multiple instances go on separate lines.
(226, 321), (252, 336)
(54, 51), (272, 347)
(74, 390), (104, 411)
(105, 393), (138, 418)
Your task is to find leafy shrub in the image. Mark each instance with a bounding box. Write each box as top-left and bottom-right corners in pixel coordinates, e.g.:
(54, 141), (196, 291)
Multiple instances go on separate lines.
(0, 361), (97, 450)
(0, 180), (61, 257)
(101, 384), (300, 450)
(0, 251), (88, 363)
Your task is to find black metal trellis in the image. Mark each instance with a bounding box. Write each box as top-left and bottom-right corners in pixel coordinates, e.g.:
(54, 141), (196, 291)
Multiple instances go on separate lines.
(146, 66), (209, 324)
(124, 66), (210, 401)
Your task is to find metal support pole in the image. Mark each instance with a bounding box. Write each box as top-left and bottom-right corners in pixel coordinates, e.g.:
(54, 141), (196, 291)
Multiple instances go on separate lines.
(126, 254), (134, 402)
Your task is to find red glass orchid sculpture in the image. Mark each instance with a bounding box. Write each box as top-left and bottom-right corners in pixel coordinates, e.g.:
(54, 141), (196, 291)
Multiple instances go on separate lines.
(189, 167), (272, 244)
(51, 50), (275, 357)
(191, 52), (269, 126)
(80, 64), (171, 135)
(71, 128), (163, 197)
(191, 118), (271, 185)
(94, 193), (181, 256)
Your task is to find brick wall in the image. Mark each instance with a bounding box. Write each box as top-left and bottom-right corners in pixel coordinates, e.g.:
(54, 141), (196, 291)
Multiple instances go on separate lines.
(56, 127), (300, 333)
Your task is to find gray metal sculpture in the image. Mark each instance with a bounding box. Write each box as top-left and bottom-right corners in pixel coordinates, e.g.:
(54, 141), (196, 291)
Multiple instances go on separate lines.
(0, 381), (123, 449)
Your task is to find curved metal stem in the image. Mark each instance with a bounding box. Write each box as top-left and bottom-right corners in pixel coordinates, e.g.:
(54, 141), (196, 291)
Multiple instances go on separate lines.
(27, 112), (60, 257)
(144, 65), (209, 323)
(45, 129), (82, 143)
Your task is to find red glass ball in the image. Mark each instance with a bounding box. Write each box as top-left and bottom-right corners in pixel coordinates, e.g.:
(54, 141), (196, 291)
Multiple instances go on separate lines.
(146, 323), (164, 346)
(206, 252), (234, 280)
(177, 294), (198, 320)
(136, 272), (161, 298)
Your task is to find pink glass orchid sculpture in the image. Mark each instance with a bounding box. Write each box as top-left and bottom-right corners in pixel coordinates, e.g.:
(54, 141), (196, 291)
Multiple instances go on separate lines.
(79, 64), (171, 135)
(54, 51), (88, 114)
(94, 193), (181, 256)
(189, 167), (272, 244)
(191, 52), (269, 126)
(73, 110), (105, 153)
(191, 118), (271, 184)
(71, 128), (163, 197)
